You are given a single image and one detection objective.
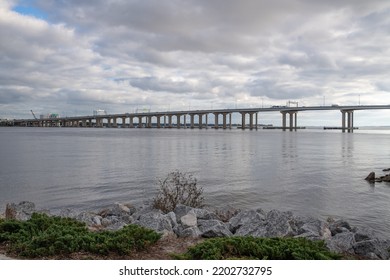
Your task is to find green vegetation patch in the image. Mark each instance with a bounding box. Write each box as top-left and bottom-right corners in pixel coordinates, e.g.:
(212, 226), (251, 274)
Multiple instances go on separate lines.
(0, 213), (161, 258)
(176, 236), (341, 260)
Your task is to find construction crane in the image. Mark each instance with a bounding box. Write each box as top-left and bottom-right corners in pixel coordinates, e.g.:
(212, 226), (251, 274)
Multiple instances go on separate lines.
(30, 110), (38, 120)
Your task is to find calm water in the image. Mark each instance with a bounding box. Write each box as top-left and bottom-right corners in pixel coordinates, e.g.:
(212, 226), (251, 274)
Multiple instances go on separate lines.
(1, 127), (390, 238)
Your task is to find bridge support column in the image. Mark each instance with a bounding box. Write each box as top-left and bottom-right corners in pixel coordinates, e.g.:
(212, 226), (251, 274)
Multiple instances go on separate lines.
(240, 112), (246, 129)
(176, 115), (181, 128)
(229, 113), (232, 129)
(256, 113), (258, 130)
(205, 114), (208, 129)
(112, 118), (117, 128)
(289, 112), (297, 131)
(138, 116), (143, 128)
(198, 114), (203, 129)
(122, 117), (126, 128)
(214, 113), (219, 129)
(146, 116), (151, 128)
(222, 113), (227, 129)
(157, 116), (161, 128)
(249, 112), (254, 130)
(129, 117), (134, 128)
(341, 110), (354, 133)
(190, 114), (195, 129)
(168, 115), (173, 128)
(281, 112), (287, 130)
(183, 115), (187, 129)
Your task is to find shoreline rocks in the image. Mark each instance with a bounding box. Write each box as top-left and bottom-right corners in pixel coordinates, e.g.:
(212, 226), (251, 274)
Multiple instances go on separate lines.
(3, 201), (390, 260)
(365, 169), (390, 183)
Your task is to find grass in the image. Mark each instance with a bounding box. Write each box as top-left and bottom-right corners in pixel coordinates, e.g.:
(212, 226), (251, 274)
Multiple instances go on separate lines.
(175, 236), (342, 260)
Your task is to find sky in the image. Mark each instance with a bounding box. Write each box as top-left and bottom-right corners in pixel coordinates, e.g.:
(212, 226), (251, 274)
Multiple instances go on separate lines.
(1, 0), (390, 126)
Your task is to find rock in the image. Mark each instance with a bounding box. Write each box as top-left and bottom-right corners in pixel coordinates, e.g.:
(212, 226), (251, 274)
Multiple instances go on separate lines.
(352, 227), (378, 242)
(99, 203), (136, 217)
(198, 219), (232, 237)
(181, 212), (197, 228)
(365, 172), (376, 183)
(59, 208), (79, 219)
(5, 201), (36, 221)
(294, 217), (331, 240)
(264, 210), (295, 237)
(353, 239), (390, 260)
(134, 212), (173, 233)
(326, 232), (356, 254)
(379, 174), (390, 182)
(229, 209), (266, 233)
(76, 212), (102, 226)
(191, 208), (219, 220)
(173, 204), (194, 221)
(165, 212), (178, 229)
(175, 225), (202, 238)
(329, 219), (352, 236)
(213, 206), (241, 222)
(234, 222), (267, 237)
(382, 168), (390, 172)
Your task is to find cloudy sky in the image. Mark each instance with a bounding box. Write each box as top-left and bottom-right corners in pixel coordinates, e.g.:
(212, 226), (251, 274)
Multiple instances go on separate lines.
(1, 0), (390, 125)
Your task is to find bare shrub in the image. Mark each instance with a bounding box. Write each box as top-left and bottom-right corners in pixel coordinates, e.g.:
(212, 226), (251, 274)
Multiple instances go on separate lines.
(153, 171), (204, 213)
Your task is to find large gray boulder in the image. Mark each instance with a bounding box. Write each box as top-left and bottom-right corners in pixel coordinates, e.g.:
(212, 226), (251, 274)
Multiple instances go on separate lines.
(175, 225), (202, 238)
(173, 204), (194, 221)
(134, 211), (173, 233)
(99, 203), (136, 218)
(353, 239), (390, 260)
(326, 232), (356, 254)
(198, 219), (232, 237)
(234, 222), (267, 237)
(165, 211), (178, 229)
(181, 212), (198, 228)
(352, 227), (378, 242)
(294, 216), (331, 240)
(229, 209), (266, 233)
(329, 219), (352, 236)
(264, 210), (295, 237)
(76, 212), (102, 227)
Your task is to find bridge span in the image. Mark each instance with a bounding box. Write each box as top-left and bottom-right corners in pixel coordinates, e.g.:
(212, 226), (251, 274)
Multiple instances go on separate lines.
(11, 105), (390, 132)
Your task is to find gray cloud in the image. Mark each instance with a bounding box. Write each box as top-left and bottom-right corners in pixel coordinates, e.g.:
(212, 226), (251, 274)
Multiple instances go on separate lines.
(0, 0), (389, 123)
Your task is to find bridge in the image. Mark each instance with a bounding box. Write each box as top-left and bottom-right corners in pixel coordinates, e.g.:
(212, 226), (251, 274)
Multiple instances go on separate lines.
(10, 105), (390, 133)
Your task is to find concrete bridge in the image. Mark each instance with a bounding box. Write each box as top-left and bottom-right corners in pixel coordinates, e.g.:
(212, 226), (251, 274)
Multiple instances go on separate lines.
(11, 105), (390, 132)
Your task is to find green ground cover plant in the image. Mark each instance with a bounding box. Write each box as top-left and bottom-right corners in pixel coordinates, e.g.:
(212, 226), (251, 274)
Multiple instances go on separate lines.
(176, 236), (341, 260)
(0, 213), (161, 258)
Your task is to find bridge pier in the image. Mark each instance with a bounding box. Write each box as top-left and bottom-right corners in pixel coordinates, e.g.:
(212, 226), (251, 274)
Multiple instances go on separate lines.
(175, 114), (181, 128)
(156, 116), (161, 128)
(341, 110), (354, 133)
(214, 113), (219, 129)
(281, 111), (298, 131)
(249, 112), (254, 130)
(190, 114), (195, 129)
(129, 117), (133, 128)
(138, 116), (143, 128)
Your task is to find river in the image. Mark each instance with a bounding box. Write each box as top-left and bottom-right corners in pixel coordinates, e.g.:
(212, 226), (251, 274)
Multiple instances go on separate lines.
(1, 127), (389, 238)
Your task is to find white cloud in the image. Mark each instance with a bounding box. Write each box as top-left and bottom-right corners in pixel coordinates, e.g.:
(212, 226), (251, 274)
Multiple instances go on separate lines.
(0, 0), (389, 125)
